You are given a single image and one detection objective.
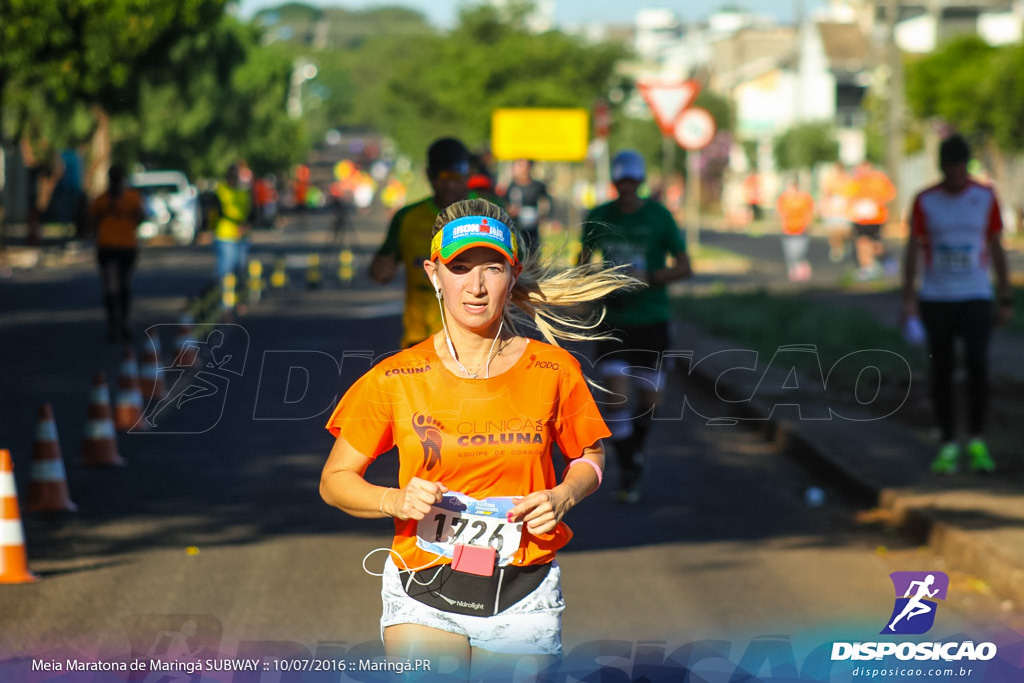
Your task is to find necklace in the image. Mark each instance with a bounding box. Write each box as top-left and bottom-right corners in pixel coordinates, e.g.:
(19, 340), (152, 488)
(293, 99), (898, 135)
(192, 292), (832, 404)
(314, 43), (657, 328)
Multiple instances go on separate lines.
(445, 319), (505, 379)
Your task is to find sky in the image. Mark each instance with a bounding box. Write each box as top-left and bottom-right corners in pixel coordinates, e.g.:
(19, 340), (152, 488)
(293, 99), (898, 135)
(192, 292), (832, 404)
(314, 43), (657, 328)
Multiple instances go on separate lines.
(236, 0), (830, 30)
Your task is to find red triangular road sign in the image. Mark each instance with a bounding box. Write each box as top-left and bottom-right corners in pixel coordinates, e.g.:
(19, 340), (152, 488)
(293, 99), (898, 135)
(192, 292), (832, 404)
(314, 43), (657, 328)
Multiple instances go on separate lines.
(636, 79), (701, 135)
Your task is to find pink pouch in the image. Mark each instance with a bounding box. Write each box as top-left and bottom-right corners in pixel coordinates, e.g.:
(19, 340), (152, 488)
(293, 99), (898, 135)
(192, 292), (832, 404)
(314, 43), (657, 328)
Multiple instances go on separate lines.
(451, 544), (496, 577)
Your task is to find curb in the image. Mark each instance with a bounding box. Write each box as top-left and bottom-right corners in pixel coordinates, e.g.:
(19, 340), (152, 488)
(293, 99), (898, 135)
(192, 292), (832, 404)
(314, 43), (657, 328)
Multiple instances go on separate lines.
(674, 320), (1024, 608)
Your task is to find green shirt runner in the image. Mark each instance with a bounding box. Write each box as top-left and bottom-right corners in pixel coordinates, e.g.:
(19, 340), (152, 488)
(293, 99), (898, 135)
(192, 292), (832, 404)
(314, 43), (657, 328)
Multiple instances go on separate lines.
(581, 200), (687, 326)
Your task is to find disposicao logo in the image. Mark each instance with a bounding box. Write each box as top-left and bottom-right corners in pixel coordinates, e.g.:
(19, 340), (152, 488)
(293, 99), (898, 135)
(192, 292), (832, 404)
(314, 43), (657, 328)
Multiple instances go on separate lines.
(830, 570), (998, 663)
(882, 571), (949, 635)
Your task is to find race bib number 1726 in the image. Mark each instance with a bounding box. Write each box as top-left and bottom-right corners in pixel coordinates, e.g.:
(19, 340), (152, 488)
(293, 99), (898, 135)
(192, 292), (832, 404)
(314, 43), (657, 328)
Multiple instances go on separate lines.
(415, 492), (523, 566)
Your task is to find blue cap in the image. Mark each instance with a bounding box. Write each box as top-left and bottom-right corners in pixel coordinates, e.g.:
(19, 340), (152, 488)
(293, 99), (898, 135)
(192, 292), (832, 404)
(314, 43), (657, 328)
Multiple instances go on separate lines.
(611, 150), (646, 182)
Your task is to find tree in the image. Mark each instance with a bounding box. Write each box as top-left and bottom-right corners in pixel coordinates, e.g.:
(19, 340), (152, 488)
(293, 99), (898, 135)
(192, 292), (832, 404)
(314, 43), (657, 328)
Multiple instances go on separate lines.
(773, 121), (838, 172)
(116, 18), (308, 178)
(336, 2), (624, 158)
(0, 0), (229, 195)
(905, 36), (997, 142)
(905, 36), (1024, 189)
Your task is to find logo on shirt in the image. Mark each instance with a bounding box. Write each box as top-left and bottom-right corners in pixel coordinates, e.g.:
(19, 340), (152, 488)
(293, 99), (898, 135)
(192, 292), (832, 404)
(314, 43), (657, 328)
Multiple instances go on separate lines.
(412, 413), (445, 470)
(525, 354), (560, 371)
(455, 418), (545, 447)
(383, 359), (432, 377)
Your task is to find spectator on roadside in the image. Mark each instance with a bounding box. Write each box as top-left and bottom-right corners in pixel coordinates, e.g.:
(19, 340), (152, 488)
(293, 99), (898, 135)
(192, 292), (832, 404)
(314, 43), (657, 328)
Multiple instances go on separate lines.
(370, 137), (471, 348)
(900, 134), (1013, 475)
(846, 161), (896, 280)
(579, 150), (692, 503)
(500, 159), (551, 252)
(776, 178), (815, 282)
(214, 164), (253, 316)
(90, 164), (146, 343)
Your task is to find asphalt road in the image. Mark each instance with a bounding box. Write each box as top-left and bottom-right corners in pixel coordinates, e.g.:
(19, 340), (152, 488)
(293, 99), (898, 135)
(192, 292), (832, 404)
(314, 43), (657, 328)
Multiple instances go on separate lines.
(1, 211), (1015, 680)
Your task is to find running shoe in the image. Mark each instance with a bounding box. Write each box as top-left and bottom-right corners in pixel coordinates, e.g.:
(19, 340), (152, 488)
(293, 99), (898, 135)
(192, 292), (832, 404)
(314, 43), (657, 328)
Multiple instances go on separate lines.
(966, 438), (995, 473)
(930, 442), (960, 475)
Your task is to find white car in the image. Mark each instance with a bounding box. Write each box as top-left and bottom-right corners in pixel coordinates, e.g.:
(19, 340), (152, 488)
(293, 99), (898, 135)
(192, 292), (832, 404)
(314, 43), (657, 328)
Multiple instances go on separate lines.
(131, 170), (200, 244)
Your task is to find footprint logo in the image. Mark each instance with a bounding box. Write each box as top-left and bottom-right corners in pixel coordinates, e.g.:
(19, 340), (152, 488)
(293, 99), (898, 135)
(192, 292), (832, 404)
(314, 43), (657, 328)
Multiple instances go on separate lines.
(412, 413), (444, 470)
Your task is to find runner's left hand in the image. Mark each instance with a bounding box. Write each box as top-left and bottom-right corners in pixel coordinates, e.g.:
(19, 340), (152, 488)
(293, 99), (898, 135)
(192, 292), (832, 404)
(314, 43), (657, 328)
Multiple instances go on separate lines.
(508, 489), (571, 536)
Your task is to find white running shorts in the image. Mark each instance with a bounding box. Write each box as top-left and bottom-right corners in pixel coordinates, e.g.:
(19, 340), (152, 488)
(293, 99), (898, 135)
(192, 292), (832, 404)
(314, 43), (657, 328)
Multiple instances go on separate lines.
(380, 556), (564, 656)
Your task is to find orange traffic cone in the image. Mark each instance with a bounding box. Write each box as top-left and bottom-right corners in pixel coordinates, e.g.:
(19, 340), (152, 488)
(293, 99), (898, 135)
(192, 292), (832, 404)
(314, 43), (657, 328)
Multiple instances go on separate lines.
(139, 336), (166, 402)
(0, 449), (38, 583)
(115, 348), (145, 432)
(27, 403), (77, 513)
(82, 372), (124, 467)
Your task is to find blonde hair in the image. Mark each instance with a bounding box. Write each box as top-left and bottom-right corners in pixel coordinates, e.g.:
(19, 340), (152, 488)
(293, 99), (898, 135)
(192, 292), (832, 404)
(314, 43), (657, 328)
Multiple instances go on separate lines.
(432, 198), (641, 346)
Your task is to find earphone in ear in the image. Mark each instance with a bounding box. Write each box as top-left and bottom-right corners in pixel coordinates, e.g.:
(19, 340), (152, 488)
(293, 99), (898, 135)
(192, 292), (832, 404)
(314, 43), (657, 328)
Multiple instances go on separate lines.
(433, 274), (441, 298)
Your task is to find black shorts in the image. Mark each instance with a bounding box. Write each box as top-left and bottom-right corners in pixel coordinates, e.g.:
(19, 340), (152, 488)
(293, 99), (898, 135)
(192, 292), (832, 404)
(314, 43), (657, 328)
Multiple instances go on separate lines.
(852, 223), (883, 239)
(593, 321), (670, 369)
(97, 247), (138, 270)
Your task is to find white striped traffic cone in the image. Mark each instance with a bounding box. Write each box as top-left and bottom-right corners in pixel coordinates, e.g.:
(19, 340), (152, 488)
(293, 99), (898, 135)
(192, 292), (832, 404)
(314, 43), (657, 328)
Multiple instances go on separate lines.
(27, 403), (76, 513)
(115, 348), (146, 432)
(0, 448), (38, 583)
(82, 372), (125, 467)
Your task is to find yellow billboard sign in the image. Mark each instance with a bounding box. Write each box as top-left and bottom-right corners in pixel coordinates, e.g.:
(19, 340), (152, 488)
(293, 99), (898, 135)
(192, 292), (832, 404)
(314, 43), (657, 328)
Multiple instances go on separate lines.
(491, 108), (590, 162)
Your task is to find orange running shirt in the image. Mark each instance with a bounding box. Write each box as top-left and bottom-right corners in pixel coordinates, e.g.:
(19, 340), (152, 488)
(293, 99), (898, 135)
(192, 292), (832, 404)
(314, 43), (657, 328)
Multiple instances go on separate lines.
(776, 188), (815, 235)
(91, 190), (144, 248)
(845, 168), (896, 225)
(325, 338), (611, 569)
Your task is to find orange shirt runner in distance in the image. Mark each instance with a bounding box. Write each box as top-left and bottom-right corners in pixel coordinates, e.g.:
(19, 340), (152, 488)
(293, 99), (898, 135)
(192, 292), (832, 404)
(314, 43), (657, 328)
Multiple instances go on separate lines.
(91, 190), (145, 248)
(776, 187), (815, 235)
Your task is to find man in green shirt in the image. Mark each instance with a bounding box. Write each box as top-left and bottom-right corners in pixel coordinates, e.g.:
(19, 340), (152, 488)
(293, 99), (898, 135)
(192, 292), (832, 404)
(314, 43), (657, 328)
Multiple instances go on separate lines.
(580, 150), (692, 503)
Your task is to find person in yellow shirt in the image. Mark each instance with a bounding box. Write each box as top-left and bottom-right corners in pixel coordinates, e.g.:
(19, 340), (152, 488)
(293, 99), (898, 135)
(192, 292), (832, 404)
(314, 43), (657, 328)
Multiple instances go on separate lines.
(214, 164), (253, 314)
(90, 165), (145, 343)
(370, 138), (470, 348)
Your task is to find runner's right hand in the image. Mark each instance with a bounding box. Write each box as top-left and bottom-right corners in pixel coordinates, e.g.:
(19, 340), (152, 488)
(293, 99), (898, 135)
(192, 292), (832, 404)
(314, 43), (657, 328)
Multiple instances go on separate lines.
(390, 478), (448, 521)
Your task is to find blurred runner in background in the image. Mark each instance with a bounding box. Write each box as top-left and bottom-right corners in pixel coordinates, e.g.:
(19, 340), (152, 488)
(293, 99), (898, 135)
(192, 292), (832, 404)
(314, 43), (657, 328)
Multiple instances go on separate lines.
(90, 164), (145, 343)
(846, 161), (896, 280)
(579, 150), (692, 503)
(776, 178), (815, 282)
(370, 137), (471, 348)
(500, 159), (551, 253)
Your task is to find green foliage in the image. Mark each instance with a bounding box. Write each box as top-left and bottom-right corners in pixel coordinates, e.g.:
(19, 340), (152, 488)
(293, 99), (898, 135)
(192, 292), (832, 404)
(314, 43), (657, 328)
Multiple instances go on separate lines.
(773, 121), (838, 171)
(1, 0), (228, 113)
(255, 3), (435, 49)
(672, 290), (925, 384)
(116, 17), (308, 178)
(905, 37), (994, 124)
(980, 44), (1024, 152)
(903, 37), (1024, 152)
(333, 2), (626, 159)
